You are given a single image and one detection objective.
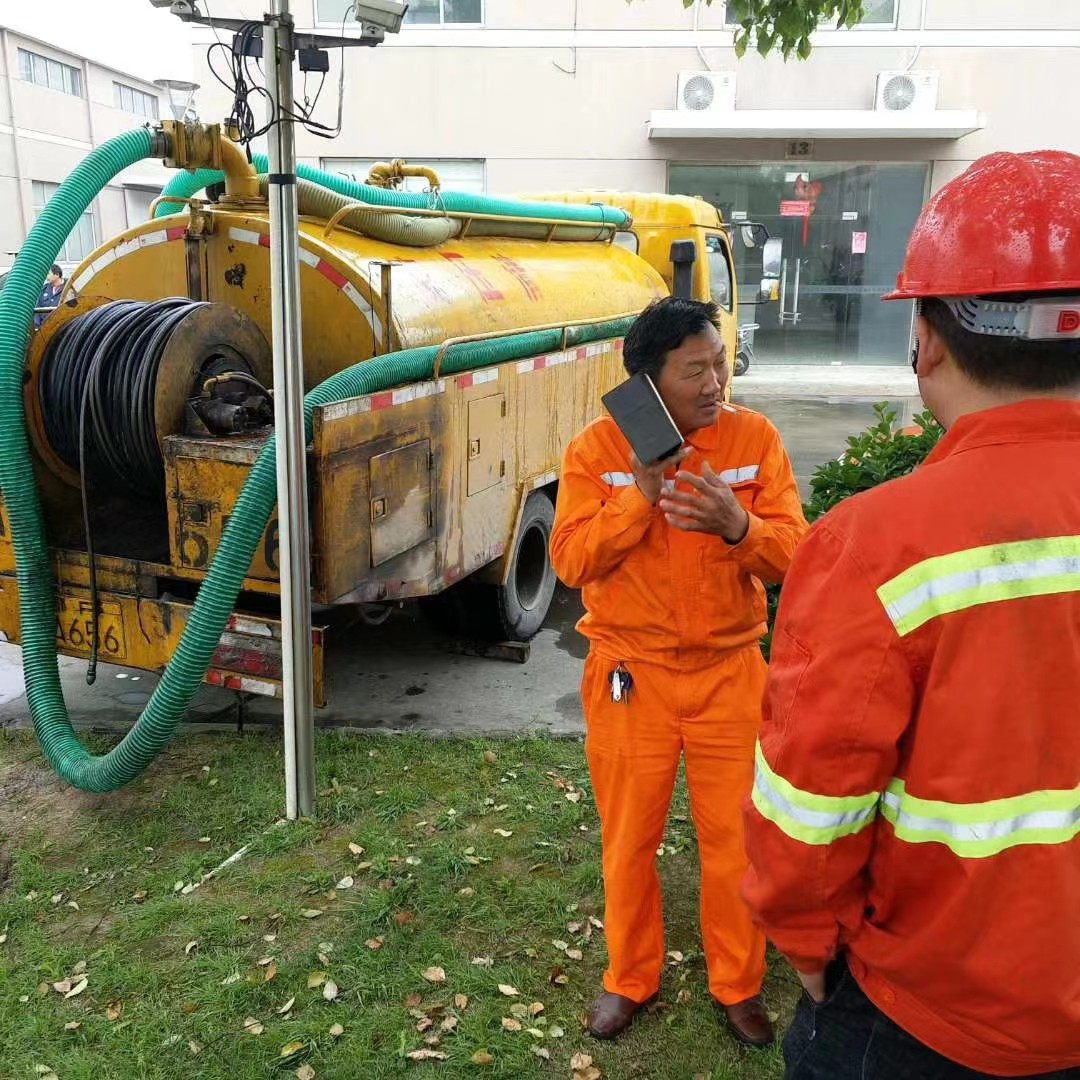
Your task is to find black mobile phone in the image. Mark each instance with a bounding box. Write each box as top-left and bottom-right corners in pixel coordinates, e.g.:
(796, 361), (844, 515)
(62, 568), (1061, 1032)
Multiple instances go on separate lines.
(601, 372), (684, 466)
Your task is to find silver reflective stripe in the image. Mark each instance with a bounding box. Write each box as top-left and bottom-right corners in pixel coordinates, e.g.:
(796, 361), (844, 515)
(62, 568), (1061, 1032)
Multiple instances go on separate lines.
(880, 780), (1080, 858)
(719, 465), (760, 485)
(877, 536), (1080, 636)
(751, 743), (879, 846)
(601, 472), (635, 487)
(885, 555), (1080, 625)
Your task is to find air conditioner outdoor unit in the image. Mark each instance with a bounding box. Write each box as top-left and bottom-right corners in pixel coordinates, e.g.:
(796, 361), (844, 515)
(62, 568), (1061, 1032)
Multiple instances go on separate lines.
(874, 70), (939, 112)
(676, 70), (737, 112)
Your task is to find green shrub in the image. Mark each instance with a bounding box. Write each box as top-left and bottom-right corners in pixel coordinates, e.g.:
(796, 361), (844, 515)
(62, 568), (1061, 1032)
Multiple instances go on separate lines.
(763, 402), (942, 658)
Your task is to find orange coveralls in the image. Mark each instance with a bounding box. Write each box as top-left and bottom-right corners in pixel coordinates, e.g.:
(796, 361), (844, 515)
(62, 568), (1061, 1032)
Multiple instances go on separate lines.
(551, 405), (807, 1005)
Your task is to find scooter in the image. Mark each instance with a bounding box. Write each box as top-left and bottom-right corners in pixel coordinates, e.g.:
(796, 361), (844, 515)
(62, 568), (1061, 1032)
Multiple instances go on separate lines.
(735, 322), (759, 376)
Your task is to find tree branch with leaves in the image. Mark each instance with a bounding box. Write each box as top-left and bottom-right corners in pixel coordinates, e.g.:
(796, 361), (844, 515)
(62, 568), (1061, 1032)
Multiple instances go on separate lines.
(677, 0), (867, 59)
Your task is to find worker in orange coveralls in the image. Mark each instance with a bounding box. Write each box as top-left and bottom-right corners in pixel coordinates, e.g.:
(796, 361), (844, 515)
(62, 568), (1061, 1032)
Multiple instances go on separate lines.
(550, 297), (807, 1045)
(744, 150), (1080, 1080)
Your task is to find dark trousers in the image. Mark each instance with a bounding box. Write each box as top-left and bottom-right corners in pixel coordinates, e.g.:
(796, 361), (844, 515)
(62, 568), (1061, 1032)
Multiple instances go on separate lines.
(784, 958), (1080, 1080)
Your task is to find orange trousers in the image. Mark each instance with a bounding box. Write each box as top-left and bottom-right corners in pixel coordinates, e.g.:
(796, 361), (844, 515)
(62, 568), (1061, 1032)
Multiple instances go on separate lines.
(582, 646), (767, 1006)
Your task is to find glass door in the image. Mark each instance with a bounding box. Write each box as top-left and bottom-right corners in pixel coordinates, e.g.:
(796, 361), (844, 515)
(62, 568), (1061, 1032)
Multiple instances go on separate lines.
(669, 162), (929, 366)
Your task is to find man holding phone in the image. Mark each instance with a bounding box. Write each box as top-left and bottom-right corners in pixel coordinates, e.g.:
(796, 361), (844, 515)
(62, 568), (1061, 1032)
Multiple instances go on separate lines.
(551, 297), (806, 1045)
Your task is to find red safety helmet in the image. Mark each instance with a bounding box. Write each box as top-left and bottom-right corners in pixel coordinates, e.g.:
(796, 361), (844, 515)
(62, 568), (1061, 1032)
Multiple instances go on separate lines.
(884, 150), (1080, 301)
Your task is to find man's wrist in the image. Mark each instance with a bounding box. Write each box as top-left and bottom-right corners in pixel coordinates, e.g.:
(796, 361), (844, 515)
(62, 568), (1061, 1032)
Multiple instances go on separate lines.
(722, 508), (750, 545)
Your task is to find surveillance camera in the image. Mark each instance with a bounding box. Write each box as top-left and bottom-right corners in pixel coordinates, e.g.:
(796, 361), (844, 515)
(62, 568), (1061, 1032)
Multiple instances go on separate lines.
(351, 0), (407, 34)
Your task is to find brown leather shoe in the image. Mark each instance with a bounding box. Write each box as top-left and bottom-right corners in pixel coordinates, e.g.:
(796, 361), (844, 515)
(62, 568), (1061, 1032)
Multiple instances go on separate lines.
(585, 991), (658, 1040)
(721, 995), (775, 1048)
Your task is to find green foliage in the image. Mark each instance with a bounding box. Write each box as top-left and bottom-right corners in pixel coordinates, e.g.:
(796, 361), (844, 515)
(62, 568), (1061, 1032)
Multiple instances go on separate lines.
(675, 0), (866, 60)
(763, 403), (942, 657)
(804, 402), (942, 523)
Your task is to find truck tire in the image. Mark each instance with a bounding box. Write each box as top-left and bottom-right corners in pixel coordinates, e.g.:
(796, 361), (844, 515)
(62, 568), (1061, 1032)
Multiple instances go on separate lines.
(420, 491), (557, 642)
(734, 348), (751, 376)
(491, 490), (558, 641)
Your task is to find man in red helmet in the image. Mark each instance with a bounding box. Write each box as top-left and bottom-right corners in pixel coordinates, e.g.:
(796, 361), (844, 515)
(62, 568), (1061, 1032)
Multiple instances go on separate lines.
(743, 150), (1080, 1079)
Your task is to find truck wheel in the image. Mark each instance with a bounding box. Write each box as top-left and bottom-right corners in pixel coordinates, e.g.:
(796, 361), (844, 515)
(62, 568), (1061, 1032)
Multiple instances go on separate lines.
(492, 491), (558, 641)
(734, 349), (751, 376)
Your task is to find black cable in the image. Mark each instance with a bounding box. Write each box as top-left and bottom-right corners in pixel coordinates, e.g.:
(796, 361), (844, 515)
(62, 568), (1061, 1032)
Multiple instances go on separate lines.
(39, 299), (210, 683)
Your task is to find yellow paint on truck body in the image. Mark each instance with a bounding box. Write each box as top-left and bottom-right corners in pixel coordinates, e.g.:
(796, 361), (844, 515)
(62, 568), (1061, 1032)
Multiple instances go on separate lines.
(0, 189), (737, 699)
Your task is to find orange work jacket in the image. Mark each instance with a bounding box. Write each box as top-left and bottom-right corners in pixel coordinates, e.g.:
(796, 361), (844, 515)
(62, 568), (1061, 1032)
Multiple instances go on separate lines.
(744, 399), (1080, 1076)
(550, 404), (807, 669)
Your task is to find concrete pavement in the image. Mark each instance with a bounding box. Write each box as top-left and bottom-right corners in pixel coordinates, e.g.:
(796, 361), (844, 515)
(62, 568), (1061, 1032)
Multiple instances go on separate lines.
(0, 365), (922, 743)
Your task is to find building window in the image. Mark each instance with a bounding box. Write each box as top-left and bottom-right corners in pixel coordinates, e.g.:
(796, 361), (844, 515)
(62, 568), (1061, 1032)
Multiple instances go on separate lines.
(32, 181), (98, 262)
(114, 82), (160, 120)
(17, 48), (82, 96)
(316, 0), (482, 25)
(321, 158), (486, 194)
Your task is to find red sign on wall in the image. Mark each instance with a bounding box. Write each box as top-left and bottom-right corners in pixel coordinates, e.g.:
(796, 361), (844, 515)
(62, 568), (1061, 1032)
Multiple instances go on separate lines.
(780, 200), (813, 218)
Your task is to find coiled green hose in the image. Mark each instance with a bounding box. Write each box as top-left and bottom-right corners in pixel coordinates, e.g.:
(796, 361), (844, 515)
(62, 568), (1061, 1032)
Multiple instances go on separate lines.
(0, 128), (632, 792)
(154, 154), (630, 231)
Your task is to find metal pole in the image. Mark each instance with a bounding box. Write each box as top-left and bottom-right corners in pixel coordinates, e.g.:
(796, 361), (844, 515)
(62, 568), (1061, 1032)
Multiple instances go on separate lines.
(264, 0), (316, 819)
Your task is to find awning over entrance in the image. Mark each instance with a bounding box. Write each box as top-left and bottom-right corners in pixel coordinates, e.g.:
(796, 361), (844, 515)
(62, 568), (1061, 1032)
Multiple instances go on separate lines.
(648, 110), (985, 140)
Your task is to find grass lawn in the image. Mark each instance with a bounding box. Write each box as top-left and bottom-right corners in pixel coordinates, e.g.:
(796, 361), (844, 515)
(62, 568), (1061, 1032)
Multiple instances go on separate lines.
(0, 730), (797, 1080)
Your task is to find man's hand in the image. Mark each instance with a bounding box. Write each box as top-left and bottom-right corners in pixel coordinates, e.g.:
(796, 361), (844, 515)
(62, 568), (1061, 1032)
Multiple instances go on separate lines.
(796, 968), (827, 1003)
(630, 447), (689, 506)
(658, 461), (750, 543)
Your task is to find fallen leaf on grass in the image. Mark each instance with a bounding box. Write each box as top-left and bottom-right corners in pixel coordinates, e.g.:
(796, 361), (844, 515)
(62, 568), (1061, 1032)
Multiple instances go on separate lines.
(676, 989), (692, 1005)
(528, 1002), (545, 1016)
(347, 842), (365, 857)
(181, 1001), (199, 1015)
(666, 950), (684, 965)
(492, 829), (513, 838)
(531, 1046), (551, 1060)
(300, 909), (324, 919)
(188, 1040), (202, 1055)
(567, 922), (583, 934)
(65, 979), (88, 999)
(162, 1035), (183, 1047)
(64, 1021), (81, 1031)
(471, 956), (493, 968)
(335, 877), (354, 891)
(570, 1052), (594, 1070)
(406, 1049), (447, 1062)
(471, 1049), (494, 1065)
(264, 963), (278, 983)
(34, 1067), (58, 1080)
(296, 1067), (316, 1080)
(454, 993), (469, 1010)
(588, 917), (604, 930)
(565, 791), (582, 804)
(365, 937), (384, 951)
(549, 1025), (565, 1038)
(105, 1001), (122, 1021)
(440, 1016), (458, 1033)
(457, 887), (474, 898)
(257, 956), (275, 967)
(565, 949), (583, 961)
(198, 836), (211, 844)
(243, 1017), (264, 1035)
(483, 750), (498, 764)
(221, 973), (242, 986)
(355, 861), (373, 872)
(323, 981), (339, 1002)
(549, 966), (569, 986)
(526, 1027), (545, 1038)
(184, 940), (198, 956)
(509, 1004), (528, 1018)
(52, 980), (71, 994)
(501, 1018), (522, 1032)
(552, 940), (568, 952)
(279, 1040), (307, 1062)
(416, 1017), (434, 1033)
(264, 934), (277, 943)
(278, 997), (296, 1015)
(394, 911), (416, 928)
(329, 1023), (345, 1037)
(498, 984), (519, 997)
(422, 966), (446, 984)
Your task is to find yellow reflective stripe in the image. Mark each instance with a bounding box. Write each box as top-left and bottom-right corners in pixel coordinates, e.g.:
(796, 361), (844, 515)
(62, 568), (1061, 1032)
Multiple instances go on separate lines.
(876, 535), (1080, 636)
(751, 743), (879, 846)
(881, 778), (1080, 858)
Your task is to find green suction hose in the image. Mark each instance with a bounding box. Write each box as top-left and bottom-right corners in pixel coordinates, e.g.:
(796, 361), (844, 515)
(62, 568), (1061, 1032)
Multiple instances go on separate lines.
(154, 154), (630, 231)
(0, 128), (632, 793)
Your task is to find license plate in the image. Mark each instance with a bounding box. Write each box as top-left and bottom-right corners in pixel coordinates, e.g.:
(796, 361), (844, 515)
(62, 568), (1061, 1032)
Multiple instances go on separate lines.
(55, 596), (127, 662)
